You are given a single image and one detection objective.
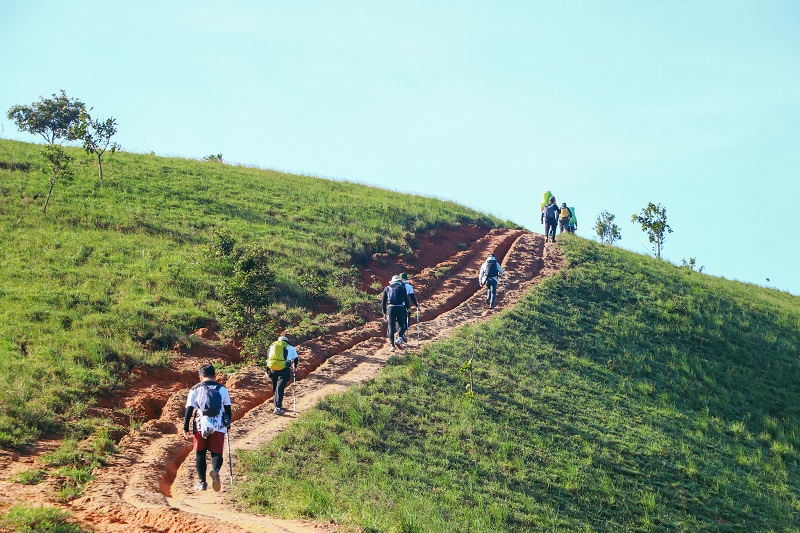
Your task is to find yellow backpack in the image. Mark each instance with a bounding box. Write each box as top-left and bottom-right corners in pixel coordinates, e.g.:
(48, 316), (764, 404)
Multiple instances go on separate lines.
(266, 340), (288, 371)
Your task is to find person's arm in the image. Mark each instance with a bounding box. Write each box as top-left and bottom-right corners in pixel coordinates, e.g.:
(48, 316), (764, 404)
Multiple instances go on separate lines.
(221, 387), (233, 427)
(183, 406), (195, 435)
(287, 346), (299, 369)
(409, 293), (418, 307)
(381, 289), (388, 316)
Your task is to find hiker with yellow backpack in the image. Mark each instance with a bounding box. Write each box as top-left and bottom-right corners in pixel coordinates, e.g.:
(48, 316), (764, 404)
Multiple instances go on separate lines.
(265, 335), (298, 415)
(559, 203), (574, 234)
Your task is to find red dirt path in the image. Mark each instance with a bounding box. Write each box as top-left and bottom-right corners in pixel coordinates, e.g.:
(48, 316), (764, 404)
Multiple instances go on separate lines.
(1, 225), (564, 533)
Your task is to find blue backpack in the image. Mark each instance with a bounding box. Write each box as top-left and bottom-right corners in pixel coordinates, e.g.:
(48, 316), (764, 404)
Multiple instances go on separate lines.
(200, 382), (222, 417)
(386, 282), (406, 305)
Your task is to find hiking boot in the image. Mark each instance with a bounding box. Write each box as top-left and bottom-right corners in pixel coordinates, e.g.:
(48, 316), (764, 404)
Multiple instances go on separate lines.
(397, 337), (404, 347)
(210, 469), (221, 492)
(390, 346), (396, 352)
(195, 481), (208, 491)
(274, 407), (285, 415)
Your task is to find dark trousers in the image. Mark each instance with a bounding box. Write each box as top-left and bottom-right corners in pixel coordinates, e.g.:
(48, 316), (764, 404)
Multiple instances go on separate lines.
(486, 277), (498, 308)
(195, 450), (223, 483)
(387, 305), (407, 345)
(269, 367), (291, 408)
(545, 219), (558, 241)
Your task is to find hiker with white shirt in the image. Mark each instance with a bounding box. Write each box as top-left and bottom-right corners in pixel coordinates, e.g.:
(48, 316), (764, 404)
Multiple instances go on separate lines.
(479, 254), (505, 309)
(183, 364), (232, 492)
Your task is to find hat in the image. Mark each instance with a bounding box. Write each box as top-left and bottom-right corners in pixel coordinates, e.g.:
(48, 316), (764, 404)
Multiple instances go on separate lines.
(561, 202), (567, 207)
(487, 253), (495, 259)
(278, 335), (289, 342)
(400, 273), (408, 280)
(391, 275), (402, 283)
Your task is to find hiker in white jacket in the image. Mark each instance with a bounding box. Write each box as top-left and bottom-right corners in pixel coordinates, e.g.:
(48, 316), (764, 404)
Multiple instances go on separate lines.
(479, 254), (504, 309)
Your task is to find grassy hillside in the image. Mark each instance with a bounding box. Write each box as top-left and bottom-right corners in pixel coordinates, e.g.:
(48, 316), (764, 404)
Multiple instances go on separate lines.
(0, 139), (506, 448)
(235, 235), (800, 532)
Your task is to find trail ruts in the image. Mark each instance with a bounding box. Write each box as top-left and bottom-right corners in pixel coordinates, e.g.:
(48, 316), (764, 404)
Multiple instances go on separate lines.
(71, 230), (563, 533)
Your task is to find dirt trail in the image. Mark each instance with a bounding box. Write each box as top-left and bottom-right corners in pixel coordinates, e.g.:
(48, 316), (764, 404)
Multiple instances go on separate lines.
(17, 229), (563, 532)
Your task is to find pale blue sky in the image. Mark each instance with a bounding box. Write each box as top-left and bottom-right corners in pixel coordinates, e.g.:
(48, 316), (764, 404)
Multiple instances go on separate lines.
(2, 1), (799, 295)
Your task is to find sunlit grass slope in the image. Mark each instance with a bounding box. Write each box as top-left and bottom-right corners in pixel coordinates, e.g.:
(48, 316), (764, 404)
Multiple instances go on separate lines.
(235, 235), (800, 532)
(0, 139), (505, 447)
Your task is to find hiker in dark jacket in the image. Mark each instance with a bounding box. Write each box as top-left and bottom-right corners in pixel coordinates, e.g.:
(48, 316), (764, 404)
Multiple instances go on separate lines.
(382, 274), (409, 352)
(541, 196), (560, 243)
(479, 254), (505, 309)
(183, 364), (232, 492)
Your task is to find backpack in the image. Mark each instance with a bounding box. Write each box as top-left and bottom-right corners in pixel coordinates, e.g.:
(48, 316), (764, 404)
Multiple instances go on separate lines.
(194, 382), (226, 437)
(485, 260), (499, 278)
(199, 382), (223, 417)
(386, 282), (406, 306)
(267, 340), (288, 371)
(545, 204), (560, 221)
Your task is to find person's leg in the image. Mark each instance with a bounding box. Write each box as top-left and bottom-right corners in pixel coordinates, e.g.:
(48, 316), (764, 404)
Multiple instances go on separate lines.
(398, 308), (408, 341)
(194, 444), (208, 489)
(270, 372), (280, 407)
(275, 368), (290, 409)
(386, 309), (398, 347)
(207, 432), (226, 491)
(210, 452), (223, 472)
(548, 220), (557, 241)
(487, 278), (498, 308)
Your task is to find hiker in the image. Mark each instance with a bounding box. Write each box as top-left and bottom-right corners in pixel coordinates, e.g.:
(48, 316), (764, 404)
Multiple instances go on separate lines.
(398, 273), (419, 346)
(382, 274), (409, 351)
(479, 253), (505, 309)
(559, 203), (573, 234)
(541, 196), (559, 243)
(265, 335), (299, 415)
(183, 364), (232, 492)
(567, 207), (578, 233)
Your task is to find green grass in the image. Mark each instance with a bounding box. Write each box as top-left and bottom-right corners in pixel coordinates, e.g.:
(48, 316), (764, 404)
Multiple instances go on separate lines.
(0, 138), (508, 449)
(234, 235), (800, 532)
(0, 504), (87, 533)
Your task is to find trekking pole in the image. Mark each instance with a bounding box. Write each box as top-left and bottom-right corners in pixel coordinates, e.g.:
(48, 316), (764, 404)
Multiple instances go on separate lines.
(226, 429), (234, 486)
(416, 308), (420, 348)
(293, 365), (297, 416)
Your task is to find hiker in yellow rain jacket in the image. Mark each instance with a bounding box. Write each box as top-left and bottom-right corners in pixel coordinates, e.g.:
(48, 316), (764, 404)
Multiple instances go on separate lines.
(265, 335), (299, 415)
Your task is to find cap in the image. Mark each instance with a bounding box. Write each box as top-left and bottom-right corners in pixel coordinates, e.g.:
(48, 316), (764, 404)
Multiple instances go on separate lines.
(278, 336), (289, 342)
(400, 273), (408, 280)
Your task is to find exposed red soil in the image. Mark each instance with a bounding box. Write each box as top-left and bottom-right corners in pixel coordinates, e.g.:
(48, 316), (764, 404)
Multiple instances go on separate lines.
(0, 224), (564, 532)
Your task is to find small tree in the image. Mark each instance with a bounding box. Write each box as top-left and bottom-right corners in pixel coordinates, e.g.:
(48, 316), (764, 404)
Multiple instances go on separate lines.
(680, 257), (705, 272)
(223, 246), (277, 336)
(6, 90), (85, 145)
(631, 202), (673, 258)
(7, 91), (86, 213)
(80, 114), (120, 181)
(594, 210), (622, 245)
(41, 145), (73, 214)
